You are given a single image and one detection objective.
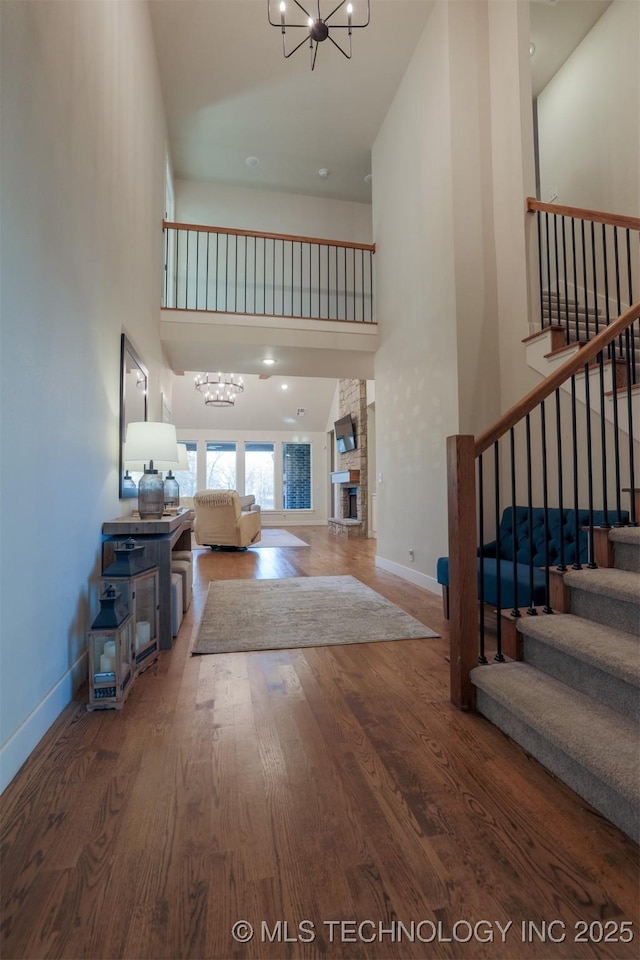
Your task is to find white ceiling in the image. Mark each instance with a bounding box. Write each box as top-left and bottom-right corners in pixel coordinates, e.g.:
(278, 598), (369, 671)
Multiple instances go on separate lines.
(150, 0), (612, 203)
(171, 371), (338, 431)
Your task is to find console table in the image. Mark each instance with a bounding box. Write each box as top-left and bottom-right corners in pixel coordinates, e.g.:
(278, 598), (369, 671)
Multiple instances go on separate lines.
(102, 509), (192, 650)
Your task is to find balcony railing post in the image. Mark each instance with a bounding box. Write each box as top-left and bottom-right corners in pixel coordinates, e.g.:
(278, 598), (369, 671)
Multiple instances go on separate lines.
(447, 435), (478, 711)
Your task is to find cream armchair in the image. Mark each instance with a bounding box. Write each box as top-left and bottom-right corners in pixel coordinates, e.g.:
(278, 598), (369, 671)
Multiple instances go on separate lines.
(193, 489), (261, 549)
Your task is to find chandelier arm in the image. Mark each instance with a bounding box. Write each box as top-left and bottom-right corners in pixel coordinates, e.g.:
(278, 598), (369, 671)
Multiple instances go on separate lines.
(325, 0), (370, 27)
(326, 32), (352, 59)
(323, 0), (347, 24)
(311, 40), (319, 70)
(283, 32), (313, 58)
(292, 0), (313, 21)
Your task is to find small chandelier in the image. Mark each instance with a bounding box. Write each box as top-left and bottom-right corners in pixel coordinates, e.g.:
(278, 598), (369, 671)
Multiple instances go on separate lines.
(195, 372), (244, 408)
(268, 1), (370, 71)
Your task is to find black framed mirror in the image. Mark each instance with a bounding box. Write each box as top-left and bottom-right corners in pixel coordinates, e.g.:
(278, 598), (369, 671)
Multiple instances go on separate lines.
(119, 334), (148, 498)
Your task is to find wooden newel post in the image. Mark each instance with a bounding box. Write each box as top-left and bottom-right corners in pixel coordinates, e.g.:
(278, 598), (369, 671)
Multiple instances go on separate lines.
(447, 435), (478, 710)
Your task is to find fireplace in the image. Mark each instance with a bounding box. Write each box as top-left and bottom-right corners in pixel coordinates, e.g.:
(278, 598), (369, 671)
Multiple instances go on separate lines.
(344, 487), (358, 520)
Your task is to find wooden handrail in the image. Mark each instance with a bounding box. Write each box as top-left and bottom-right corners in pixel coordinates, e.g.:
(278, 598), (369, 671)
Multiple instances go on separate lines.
(162, 219), (376, 253)
(526, 198), (640, 233)
(475, 300), (640, 457)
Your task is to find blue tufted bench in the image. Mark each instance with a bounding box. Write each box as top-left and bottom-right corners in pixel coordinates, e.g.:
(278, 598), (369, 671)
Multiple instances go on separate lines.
(436, 506), (627, 617)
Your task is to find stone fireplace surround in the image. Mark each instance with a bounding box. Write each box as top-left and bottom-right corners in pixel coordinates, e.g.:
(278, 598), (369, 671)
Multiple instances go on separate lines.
(328, 379), (368, 538)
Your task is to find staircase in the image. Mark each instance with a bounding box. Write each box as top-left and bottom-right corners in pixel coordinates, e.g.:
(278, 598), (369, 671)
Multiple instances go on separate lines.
(525, 297), (640, 438)
(471, 526), (640, 842)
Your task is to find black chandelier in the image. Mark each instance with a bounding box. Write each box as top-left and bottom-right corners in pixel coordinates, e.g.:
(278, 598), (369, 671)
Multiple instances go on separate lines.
(268, 1), (370, 70)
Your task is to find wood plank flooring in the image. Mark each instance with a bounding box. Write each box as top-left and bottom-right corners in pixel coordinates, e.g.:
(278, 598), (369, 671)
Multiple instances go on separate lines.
(1, 527), (638, 959)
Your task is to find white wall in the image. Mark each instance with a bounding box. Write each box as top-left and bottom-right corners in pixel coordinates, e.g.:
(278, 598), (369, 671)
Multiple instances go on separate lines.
(537, 0), (640, 216)
(372, 0), (535, 591)
(175, 179), (373, 244)
(0, 0), (168, 791)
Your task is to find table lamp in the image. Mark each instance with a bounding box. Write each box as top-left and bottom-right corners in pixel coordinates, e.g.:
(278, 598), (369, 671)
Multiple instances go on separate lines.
(124, 422), (179, 519)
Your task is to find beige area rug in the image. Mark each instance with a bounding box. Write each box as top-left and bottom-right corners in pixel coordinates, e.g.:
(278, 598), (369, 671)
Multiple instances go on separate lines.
(191, 575), (439, 655)
(250, 528), (309, 548)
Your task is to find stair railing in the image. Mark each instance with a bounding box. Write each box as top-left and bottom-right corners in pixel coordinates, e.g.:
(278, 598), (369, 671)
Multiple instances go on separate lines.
(162, 220), (376, 323)
(448, 300), (640, 710)
(527, 199), (640, 383)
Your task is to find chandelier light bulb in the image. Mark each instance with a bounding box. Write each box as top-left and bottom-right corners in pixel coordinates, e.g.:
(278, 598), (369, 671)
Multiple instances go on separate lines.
(280, 1), (285, 10)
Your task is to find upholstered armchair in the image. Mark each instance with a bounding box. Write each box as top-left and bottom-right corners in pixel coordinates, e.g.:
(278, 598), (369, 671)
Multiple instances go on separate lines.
(193, 489), (262, 549)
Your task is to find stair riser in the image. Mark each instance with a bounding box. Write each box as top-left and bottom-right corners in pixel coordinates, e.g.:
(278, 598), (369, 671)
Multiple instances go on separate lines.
(475, 689), (639, 842)
(569, 589), (639, 636)
(522, 636), (638, 722)
(614, 542), (640, 574)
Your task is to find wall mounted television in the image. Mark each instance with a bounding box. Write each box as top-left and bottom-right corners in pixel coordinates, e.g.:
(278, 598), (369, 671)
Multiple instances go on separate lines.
(334, 414), (356, 453)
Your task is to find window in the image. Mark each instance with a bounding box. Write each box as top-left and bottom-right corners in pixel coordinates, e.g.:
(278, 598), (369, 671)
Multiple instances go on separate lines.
(206, 441), (236, 489)
(245, 442), (275, 509)
(175, 441), (197, 498)
(282, 443), (312, 509)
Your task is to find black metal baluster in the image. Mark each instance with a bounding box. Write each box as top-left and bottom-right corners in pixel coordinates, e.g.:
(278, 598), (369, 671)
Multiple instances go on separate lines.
(626, 230), (637, 384)
(224, 234), (229, 312)
(299, 242), (303, 317)
(509, 428), (520, 619)
(591, 222), (599, 335)
(494, 441), (504, 662)
(282, 239), (285, 316)
(352, 247), (356, 321)
(584, 360), (597, 567)
(174, 228), (179, 309)
(184, 230), (190, 309)
(544, 212), (551, 324)
(215, 232), (219, 311)
(343, 246), (347, 321)
(272, 238), (276, 316)
(253, 236), (257, 314)
(555, 389), (567, 571)
(581, 219), (589, 342)
(335, 246), (339, 320)
(624, 324), (636, 525)
(263, 237), (267, 314)
(562, 217), (569, 339)
(604, 225), (623, 523)
(195, 231), (200, 311)
(571, 218), (579, 344)
(205, 232), (210, 311)
(361, 249), (365, 322)
(163, 224), (168, 307)
(570, 376), (582, 568)
(317, 242), (321, 318)
(244, 236), (247, 313)
(525, 414), (537, 615)
(614, 227), (623, 358)
(308, 242), (312, 318)
(291, 240), (295, 317)
(553, 214), (560, 321)
(536, 211), (544, 326)
(540, 401), (553, 611)
(326, 245), (330, 320)
(478, 454), (488, 664)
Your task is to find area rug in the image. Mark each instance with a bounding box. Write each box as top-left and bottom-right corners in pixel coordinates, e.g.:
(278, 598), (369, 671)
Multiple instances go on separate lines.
(250, 528), (309, 548)
(191, 575), (438, 655)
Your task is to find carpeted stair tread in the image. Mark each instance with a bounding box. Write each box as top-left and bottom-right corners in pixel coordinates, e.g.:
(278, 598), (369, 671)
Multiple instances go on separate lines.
(563, 567), (640, 606)
(609, 527), (640, 546)
(516, 614), (640, 685)
(471, 663), (638, 804)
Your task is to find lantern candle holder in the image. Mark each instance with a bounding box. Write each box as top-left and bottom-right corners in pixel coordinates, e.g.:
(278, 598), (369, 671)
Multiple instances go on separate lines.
(87, 585), (134, 710)
(100, 538), (160, 677)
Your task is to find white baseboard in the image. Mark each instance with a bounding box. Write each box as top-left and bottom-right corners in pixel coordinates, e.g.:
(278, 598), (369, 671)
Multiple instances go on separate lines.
(0, 653), (87, 794)
(375, 555), (441, 595)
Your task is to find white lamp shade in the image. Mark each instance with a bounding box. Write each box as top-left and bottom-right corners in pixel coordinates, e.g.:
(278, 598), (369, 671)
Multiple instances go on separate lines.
(124, 439), (188, 473)
(124, 422), (179, 467)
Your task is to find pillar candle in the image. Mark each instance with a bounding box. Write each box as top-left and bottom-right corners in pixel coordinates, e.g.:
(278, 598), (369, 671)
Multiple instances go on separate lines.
(100, 653), (115, 673)
(135, 621), (151, 650)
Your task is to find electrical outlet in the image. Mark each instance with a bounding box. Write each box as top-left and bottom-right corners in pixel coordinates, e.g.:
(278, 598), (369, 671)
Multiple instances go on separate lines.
(408, 549), (415, 562)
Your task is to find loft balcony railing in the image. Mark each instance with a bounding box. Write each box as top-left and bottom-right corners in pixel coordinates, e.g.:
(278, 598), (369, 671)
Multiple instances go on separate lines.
(163, 221), (376, 324)
(528, 199), (640, 383)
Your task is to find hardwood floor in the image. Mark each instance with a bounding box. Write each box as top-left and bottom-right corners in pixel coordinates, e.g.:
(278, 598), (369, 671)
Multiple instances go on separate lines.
(1, 527), (638, 959)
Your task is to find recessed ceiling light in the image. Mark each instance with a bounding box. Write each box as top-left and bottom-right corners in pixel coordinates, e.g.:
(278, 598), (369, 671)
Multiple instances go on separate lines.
(246, 156), (260, 167)
(364, 173), (372, 184)
(281, 383), (289, 390)
(262, 357), (275, 365)
(529, 42), (536, 57)
(318, 168), (330, 178)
